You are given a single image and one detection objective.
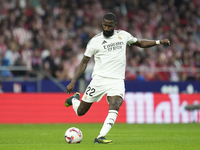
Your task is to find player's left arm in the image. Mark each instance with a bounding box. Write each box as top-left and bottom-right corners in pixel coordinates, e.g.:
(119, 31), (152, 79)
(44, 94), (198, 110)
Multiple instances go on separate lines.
(132, 39), (170, 48)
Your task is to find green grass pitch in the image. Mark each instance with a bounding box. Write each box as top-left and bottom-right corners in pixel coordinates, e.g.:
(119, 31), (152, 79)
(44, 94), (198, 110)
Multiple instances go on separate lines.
(0, 123), (200, 150)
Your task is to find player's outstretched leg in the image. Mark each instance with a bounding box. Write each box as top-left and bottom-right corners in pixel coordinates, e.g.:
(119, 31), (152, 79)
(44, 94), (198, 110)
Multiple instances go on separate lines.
(65, 92), (80, 107)
(65, 92), (81, 115)
(94, 136), (113, 144)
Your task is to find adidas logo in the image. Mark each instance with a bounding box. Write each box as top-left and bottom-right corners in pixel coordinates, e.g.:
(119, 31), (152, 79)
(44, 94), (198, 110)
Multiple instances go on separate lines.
(107, 123), (114, 127)
(102, 40), (107, 44)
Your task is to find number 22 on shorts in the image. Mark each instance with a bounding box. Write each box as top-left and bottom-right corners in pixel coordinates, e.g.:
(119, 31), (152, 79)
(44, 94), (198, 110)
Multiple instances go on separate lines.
(86, 86), (96, 96)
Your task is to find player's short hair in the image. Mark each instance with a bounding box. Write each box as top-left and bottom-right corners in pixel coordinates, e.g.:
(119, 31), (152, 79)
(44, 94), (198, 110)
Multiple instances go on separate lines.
(103, 12), (117, 23)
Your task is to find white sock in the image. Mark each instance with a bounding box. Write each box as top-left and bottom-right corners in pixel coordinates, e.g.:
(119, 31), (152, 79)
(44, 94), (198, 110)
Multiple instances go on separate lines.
(72, 98), (80, 115)
(97, 110), (118, 138)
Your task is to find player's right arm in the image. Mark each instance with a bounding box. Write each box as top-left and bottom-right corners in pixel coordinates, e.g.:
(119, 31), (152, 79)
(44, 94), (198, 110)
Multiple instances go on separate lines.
(66, 55), (90, 94)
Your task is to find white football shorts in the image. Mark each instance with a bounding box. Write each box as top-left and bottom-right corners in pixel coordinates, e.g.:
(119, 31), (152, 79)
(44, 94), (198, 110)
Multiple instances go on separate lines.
(82, 75), (125, 103)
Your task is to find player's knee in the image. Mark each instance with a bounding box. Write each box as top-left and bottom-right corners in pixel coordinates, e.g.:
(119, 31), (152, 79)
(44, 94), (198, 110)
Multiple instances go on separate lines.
(109, 102), (121, 111)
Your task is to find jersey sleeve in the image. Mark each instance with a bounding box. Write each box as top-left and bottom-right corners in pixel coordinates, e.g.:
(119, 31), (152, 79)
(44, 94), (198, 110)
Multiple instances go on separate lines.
(84, 39), (96, 57)
(126, 32), (138, 46)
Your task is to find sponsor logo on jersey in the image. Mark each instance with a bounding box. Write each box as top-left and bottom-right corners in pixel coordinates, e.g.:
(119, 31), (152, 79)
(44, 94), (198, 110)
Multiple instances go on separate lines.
(103, 42), (124, 52)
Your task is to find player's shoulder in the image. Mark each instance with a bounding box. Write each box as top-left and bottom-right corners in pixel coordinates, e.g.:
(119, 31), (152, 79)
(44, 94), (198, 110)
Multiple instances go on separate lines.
(115, 29), (130, 35)
(92, 32), (103, 40)
(87, 32), (103, 46)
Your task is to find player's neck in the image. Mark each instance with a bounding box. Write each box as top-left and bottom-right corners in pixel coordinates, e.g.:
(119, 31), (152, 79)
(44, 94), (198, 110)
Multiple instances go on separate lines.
(103, 30), (114, 37)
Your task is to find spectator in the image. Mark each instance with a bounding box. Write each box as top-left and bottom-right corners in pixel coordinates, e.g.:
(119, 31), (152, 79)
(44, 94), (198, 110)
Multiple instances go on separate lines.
(139, 55), (156, 81)
(43, 50), (58, 78)
(55, 59), (71, 80)
(20, 41), (32, 69)
(1, 58), (13, 80)
(193, 51), (200, 68)
(0, 36), (7, 57)
(4, 40), (20, 66)
(155, 49), (170, 81)
(63, 54), (80, 79)
(0, 82), (3, 93)
(168, 54), (181, 82)
(0, 0), (199, 81)
(12, 17), (32, 46)
(181, 56), (199, 81)
(125, 57), (138, 80)
(31, 47), (42, 70)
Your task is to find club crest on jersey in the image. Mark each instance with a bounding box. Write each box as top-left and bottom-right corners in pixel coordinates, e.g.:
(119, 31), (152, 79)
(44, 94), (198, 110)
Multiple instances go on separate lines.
(84, 95), (88, 100)
(118, 35), (122, 40)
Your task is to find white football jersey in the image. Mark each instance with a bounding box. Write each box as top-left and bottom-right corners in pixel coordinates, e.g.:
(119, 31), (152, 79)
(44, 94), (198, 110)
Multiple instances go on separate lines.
(84, 30), (137, 79)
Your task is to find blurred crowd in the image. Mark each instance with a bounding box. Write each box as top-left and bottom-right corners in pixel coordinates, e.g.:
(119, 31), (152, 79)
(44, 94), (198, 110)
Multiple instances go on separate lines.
(0, 0), (200, 82)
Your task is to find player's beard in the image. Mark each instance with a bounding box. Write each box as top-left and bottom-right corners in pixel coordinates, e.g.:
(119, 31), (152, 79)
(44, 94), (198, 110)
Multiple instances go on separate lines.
(103, 29), (114, 37)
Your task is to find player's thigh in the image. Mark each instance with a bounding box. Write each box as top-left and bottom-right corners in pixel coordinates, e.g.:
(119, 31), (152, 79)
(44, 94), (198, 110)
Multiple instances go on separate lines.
(106, 78), (125, 100)
(82, 78), (106, 103)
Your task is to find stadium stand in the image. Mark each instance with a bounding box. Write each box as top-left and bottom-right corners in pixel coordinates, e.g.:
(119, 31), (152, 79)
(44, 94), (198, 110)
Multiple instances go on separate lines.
(0, 0), (199, 82)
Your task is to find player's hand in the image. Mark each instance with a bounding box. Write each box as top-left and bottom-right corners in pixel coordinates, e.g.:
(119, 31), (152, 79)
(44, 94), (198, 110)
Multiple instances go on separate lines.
(66, 82), (75, 94)
(160, 39), (170, 45)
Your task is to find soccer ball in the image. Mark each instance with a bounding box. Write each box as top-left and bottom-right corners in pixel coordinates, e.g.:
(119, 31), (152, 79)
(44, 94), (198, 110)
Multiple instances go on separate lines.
(64, 127), (83, 143)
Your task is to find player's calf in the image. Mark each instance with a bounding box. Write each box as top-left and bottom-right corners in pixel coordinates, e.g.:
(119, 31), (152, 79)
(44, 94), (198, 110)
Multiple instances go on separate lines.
(76, 100), (93, 116)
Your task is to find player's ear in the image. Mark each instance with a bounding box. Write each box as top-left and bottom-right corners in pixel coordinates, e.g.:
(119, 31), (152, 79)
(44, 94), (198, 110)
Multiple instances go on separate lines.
(102, 23), (104, 29)
(114, 22), (117, 27)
